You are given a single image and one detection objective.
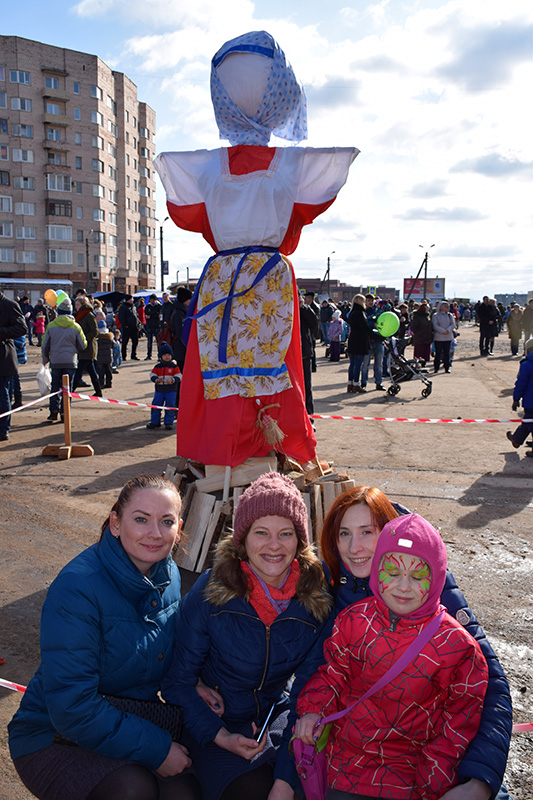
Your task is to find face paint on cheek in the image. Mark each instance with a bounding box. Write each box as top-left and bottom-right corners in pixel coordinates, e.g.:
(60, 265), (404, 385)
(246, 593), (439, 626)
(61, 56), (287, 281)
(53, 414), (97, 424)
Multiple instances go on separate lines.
(378, 554), (402, 593)
(412, 560), (431, 598)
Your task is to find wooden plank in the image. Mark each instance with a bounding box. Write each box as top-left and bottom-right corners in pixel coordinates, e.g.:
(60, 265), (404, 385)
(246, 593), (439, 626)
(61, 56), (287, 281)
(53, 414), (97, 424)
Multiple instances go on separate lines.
(341, 480), (356, 492)
(196, 500), (224, 572)
(322, 481), (336, 517)
(232, 487), (244, 528)
(180, 482), (196, 528)
(303, 493), (312, 542)
(177, 491), (216, 570)
(334, 481), (344, 498)
(195, 461), (277, 494)
(204, 457), (276, 480)
(311, 484), (324, 550)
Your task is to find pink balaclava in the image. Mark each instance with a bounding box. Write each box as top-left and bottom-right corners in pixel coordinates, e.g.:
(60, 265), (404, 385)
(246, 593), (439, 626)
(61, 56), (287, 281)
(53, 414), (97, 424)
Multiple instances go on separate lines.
(369, 513), (447, 619)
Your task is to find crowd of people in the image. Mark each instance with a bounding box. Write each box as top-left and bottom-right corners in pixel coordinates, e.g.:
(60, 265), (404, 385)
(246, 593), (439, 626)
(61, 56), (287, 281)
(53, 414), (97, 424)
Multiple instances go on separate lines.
(6, 472), (514, 800)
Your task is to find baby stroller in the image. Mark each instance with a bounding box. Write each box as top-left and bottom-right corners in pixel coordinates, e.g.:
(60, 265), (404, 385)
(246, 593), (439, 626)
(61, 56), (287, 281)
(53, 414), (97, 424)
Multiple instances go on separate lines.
(384, 337), (433, 398)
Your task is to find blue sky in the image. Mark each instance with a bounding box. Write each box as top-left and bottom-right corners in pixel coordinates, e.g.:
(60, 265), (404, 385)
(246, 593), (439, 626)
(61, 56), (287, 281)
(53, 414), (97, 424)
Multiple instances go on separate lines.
(4, 0), (532, 299)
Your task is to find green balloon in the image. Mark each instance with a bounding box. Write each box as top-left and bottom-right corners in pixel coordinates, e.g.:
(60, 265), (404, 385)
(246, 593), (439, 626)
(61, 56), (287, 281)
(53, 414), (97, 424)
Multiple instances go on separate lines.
(55, 290), (68, 305)
(376, 311), (400, 337)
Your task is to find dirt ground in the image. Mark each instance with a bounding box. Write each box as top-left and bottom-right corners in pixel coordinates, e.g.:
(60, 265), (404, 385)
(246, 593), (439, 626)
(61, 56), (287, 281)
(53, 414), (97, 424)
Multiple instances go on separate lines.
(0, 323), (531, 799)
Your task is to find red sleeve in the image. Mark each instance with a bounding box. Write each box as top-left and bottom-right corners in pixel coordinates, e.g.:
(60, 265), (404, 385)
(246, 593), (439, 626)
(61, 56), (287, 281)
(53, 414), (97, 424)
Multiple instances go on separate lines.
(280, 199), (336, 255)
(415, 624), (489, 800)
(167, 200), (217, 252)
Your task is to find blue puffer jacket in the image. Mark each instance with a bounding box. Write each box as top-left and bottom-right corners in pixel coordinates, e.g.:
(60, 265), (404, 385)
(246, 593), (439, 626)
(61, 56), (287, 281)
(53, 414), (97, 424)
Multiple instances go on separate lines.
(513, 350), (533, 408)
(162, 548), (333, 790)
(9, 529), (181, 770)
(324, 559), (512, 798)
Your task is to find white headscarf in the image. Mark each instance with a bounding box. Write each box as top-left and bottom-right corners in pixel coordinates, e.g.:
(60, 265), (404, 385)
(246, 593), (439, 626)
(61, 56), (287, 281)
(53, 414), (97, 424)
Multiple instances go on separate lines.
(210, 30), (308, 146)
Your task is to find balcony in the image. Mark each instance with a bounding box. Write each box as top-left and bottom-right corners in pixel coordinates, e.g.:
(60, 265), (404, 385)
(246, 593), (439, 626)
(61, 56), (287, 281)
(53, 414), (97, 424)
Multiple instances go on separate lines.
(42, 113), (70, 127)
(42, 88), (71, 102)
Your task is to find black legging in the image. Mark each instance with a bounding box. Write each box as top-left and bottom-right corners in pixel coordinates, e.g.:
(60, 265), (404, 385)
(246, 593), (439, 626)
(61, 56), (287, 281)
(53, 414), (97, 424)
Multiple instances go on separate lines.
(86, 763), (201, 800)
(220, 763), (274, 800)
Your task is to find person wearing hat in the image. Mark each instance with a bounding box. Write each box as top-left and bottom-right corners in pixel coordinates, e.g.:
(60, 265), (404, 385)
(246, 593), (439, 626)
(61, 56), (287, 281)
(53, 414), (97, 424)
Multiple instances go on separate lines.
(41, 297), (87, 422)
(95, 320), (114, 390)
(146, 342), (181, 431)
(144, 293), (163, 360)
(162, 472), (333, 800)
(296, 513), (489, 800)
(507, 337), (533, 456)
(117, 295), (141, 361)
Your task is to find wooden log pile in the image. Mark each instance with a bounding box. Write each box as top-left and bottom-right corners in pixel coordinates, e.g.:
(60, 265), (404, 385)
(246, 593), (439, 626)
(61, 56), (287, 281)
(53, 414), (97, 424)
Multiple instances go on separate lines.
(163, 456), (356, 574)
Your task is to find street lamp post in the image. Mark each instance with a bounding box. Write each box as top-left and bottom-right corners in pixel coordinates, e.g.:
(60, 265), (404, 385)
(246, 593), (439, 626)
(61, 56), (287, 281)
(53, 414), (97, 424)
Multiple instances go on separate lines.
(158, 216), (169, 293)
(419, 244), (435, 301)
(85, 229), (95, 293)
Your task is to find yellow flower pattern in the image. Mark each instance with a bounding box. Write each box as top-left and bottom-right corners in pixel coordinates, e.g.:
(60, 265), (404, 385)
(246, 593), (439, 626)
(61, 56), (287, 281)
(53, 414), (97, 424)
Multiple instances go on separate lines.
(196, 251), (293, 399)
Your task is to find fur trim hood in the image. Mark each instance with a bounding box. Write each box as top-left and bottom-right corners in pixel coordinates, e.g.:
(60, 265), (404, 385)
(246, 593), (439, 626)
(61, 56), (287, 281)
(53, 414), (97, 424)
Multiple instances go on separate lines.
(205, 535), (332, 623)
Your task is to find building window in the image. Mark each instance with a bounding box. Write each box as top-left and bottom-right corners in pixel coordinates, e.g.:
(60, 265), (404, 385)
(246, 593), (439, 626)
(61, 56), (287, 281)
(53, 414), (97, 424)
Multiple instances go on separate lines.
(46, 127), (62, 142)
(106, 95), (117, 114)
(91, 85), (103, 100)
(11, 98), (32, 111)
(75, 132), (82, 145)
(46, 225), (72, 241)
(74, 108), (81, 121)
(17, 250), (36, 263)
(13, 176), (34, 190)
(15, 202), (36, 215)
(139, 127), (149, 139)
(0, 118), (8, 133)
(75, 156), (82, 169)
(0, 221), (13, 237)
(92, 159), (104, 173)
(108, 142), (117, 158)
(109, 234), (118, 247)
(16, 226), (36, 239)
(10, 71), (31, 85)
(46, 103), (60, 115)
(107, 120), (118, 137)
(13, 149), (34, 163)
(46, 174), (71, 192)
(133, 179), (137, 190)
(92, 184), (105, 197)
(94, 254), (106, 268)
(76, 182), (83, 194)
(48, 249), (73, 264)
(76, 207), (83, 219)
(77, 230), (84, 242)
(46, 199), (72, 217)
(77, 253), (84, 267)
(12, 124), (33, 138)
(0, 170), (9, 186)
(125, 132), (129, 144)
(139, 147), (150, 159)
(91, 135), (103, 149)
(140, 185), (150, 197)
(47, 152), (65, 166)
(133, 116), (137, 127)
(93, 209), (105, 222)
(0, 145), (8, 161)
(109, 256), (118, 269)
(0, 92), (6, 108)
(45, 76), (59, 89)
(91, 111), (103, 125)
(93, 231), (105, 244)
(108, 165), (117, 181)
(0, 248), (15, 262)
(140, 166), (150, 178)
(109, 189), (118, 204)
(73, 81), (80, 95)
(0, 196), (13, 212)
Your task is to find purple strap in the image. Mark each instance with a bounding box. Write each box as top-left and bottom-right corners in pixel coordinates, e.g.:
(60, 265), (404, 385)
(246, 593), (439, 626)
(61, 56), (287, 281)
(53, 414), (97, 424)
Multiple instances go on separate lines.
(319, 609), (445, 728)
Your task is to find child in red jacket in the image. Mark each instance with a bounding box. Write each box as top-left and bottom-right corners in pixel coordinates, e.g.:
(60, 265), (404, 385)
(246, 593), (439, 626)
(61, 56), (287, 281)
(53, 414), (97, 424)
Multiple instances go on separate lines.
(295, 514), (488, 800)
(146, 342), (181, 431)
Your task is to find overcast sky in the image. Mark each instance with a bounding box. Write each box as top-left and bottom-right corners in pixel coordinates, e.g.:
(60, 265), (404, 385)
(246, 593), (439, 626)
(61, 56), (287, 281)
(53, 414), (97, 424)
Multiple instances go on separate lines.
(4, 0), (532, 299)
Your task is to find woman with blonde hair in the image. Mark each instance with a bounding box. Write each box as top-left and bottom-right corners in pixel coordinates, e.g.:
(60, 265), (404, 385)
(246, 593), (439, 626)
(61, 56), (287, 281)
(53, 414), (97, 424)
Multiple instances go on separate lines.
(346, 294), (370, 393)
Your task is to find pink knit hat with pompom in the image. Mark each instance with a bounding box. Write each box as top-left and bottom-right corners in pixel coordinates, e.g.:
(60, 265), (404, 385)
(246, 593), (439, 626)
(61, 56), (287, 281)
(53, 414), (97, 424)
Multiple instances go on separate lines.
(233, 472), (309, 546)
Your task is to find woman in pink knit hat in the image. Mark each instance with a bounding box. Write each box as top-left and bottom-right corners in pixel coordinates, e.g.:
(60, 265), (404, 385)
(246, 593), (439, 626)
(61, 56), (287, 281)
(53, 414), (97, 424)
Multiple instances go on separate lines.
(162, 472), (333, 800)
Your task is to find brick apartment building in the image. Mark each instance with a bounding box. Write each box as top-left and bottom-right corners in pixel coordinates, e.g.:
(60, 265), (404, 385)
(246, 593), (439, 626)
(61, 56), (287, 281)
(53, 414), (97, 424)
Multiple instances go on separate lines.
(0, 35), (157, 296)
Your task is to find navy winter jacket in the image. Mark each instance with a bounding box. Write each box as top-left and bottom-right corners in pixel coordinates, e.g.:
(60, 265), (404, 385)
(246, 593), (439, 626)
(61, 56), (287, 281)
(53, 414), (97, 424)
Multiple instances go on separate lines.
(513, 351), (533, 408)
(9, 529), (181, 770)
(162, 569), (333, 789)
(324, 559), (512, 798)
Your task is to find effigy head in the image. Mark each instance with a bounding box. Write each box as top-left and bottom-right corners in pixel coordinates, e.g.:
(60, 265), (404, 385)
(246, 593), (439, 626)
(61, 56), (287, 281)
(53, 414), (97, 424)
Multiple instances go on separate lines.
(211, 30), (307, 146)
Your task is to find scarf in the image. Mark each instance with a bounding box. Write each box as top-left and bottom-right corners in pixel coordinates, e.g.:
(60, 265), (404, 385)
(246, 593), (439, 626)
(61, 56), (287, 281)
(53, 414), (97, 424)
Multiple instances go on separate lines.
(241, 559), (300, 626)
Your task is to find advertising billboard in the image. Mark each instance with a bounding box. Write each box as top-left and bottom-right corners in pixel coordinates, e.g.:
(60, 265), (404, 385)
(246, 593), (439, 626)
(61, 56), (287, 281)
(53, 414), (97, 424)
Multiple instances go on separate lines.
(403, 277), (445, 301)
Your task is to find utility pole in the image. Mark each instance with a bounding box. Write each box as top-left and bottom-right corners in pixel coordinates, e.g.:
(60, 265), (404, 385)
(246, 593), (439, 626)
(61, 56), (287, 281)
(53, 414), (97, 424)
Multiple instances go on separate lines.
(85, 229), (94, 292)
(159, 216), (169, 293)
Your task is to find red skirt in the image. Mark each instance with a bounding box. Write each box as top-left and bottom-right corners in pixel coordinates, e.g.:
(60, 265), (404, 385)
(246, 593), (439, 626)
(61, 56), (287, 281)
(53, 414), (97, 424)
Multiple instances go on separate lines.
(176, 273), (317, 467)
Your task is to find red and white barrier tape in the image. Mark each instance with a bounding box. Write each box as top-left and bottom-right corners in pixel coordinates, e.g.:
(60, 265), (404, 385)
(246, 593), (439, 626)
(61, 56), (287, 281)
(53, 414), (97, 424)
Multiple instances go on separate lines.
(512, 722), (533, 733)
(310, 414), (533, 424)
(68, 390), (178, 412)
(2, 390), (531, 424)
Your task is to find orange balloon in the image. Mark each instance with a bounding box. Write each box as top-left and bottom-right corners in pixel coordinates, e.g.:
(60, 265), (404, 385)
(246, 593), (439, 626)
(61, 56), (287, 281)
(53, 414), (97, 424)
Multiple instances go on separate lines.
(44, 289), (57, 307)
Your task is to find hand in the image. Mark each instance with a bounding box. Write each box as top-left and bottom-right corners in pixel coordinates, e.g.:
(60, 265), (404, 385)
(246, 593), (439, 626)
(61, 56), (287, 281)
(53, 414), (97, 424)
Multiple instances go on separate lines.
(267, 778), (297, 800)
(512, 401), (519, 412)
(438, 778), (491, 800)
(214, 726), (265, 760)
(196, 679), (224, 716)
(156, 742), (192, 777)
(293, 713), (323, 745)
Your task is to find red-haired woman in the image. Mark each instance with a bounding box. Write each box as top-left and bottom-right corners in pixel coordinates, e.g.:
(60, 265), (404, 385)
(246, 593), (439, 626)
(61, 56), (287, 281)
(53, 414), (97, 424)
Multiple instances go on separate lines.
(317, 486), (512, 800)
